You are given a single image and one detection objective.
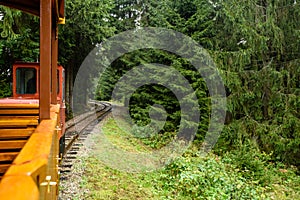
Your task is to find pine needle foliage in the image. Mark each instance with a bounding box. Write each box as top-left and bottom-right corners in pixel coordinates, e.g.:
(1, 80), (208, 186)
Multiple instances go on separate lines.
(97, 0), (300, 167)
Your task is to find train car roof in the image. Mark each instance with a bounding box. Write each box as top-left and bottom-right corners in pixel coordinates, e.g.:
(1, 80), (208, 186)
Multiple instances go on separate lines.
(0, 0), (65, 19)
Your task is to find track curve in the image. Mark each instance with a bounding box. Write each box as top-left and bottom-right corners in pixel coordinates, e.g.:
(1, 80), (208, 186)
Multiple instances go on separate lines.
(59, 101), (111, 179)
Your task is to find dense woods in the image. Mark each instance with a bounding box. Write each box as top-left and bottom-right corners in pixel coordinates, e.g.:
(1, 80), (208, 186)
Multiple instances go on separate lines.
(0, 0), (299, 198)
(95, 0), (300, 167)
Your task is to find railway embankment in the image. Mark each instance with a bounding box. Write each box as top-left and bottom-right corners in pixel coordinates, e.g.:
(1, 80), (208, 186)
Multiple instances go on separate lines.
(59, 105), (300, 200)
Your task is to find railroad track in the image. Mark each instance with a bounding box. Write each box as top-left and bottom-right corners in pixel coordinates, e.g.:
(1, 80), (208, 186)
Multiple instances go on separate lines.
(59, 101), (111, 179)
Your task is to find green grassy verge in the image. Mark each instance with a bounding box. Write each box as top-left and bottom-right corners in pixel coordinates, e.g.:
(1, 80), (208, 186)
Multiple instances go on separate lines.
(78, 115), (300, 200)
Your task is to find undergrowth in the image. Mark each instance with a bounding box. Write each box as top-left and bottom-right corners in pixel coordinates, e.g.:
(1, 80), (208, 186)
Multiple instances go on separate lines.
(78, 115), (300, 199)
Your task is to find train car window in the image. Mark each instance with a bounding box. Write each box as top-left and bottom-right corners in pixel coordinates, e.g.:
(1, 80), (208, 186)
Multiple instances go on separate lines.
(16, 68), (37, 94)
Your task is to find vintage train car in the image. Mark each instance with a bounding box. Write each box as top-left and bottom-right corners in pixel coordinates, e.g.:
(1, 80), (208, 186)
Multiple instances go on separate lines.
(0, 62), (66, 139)
(11, 62), (66, 136)
(0, 0), (66, 199)
(0, 63), (66, 199)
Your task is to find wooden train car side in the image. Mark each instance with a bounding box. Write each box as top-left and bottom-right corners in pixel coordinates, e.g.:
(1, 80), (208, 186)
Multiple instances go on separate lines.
(0, 63), (66, 199)
(0, 104), (61, 199)
(0, 0), (66, 199)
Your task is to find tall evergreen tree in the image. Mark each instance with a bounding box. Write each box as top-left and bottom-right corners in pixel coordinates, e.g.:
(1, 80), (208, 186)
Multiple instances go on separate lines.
(59, 0), (115, 114)
(185, 0), (300, 165)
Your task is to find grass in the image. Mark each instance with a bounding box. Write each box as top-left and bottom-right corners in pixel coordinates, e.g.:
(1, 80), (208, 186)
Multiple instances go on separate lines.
(77, 114), (161, 199)
(82, 156), (159, 200)
(76, 114), (300, 200)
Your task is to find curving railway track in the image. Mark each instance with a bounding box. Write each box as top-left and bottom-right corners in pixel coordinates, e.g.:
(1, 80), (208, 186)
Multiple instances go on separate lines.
(59, 101), (112, 179)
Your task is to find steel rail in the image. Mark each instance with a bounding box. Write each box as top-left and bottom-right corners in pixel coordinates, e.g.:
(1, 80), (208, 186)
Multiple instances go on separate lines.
(61, 101), (111, 159)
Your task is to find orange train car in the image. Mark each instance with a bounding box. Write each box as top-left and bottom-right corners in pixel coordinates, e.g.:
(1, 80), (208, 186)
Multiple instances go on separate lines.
(0, 0), (66, 199)
(0, 63), (66, 199)
(11, 62), (66, 137)
(0, 62), (66, 138)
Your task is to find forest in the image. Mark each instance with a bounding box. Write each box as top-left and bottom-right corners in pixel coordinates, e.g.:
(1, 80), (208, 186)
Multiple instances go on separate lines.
(0, 0), (299, 199)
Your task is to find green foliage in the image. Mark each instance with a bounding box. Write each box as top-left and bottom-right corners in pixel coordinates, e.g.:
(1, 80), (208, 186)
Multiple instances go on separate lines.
(184, 0), (300, 167)
(94, 0), (300, 168)
(0, 7), (40, 61)
(59, 0), (115, 66)
(0, 7), (40, 95)
(159, 156), (266, 199)
(96, 48), (210, 149)
(58, 0), (116, 113)
(65, 102), (74, 121)
(80, 114), (300, 200)
(155, 149), (300, 199)
(0, 79), (11, 97)
(221, 142), (273, 185)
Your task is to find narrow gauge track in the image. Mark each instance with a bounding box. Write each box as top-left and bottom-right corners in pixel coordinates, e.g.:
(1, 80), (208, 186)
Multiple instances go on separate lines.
(59, 101), (111, 179)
